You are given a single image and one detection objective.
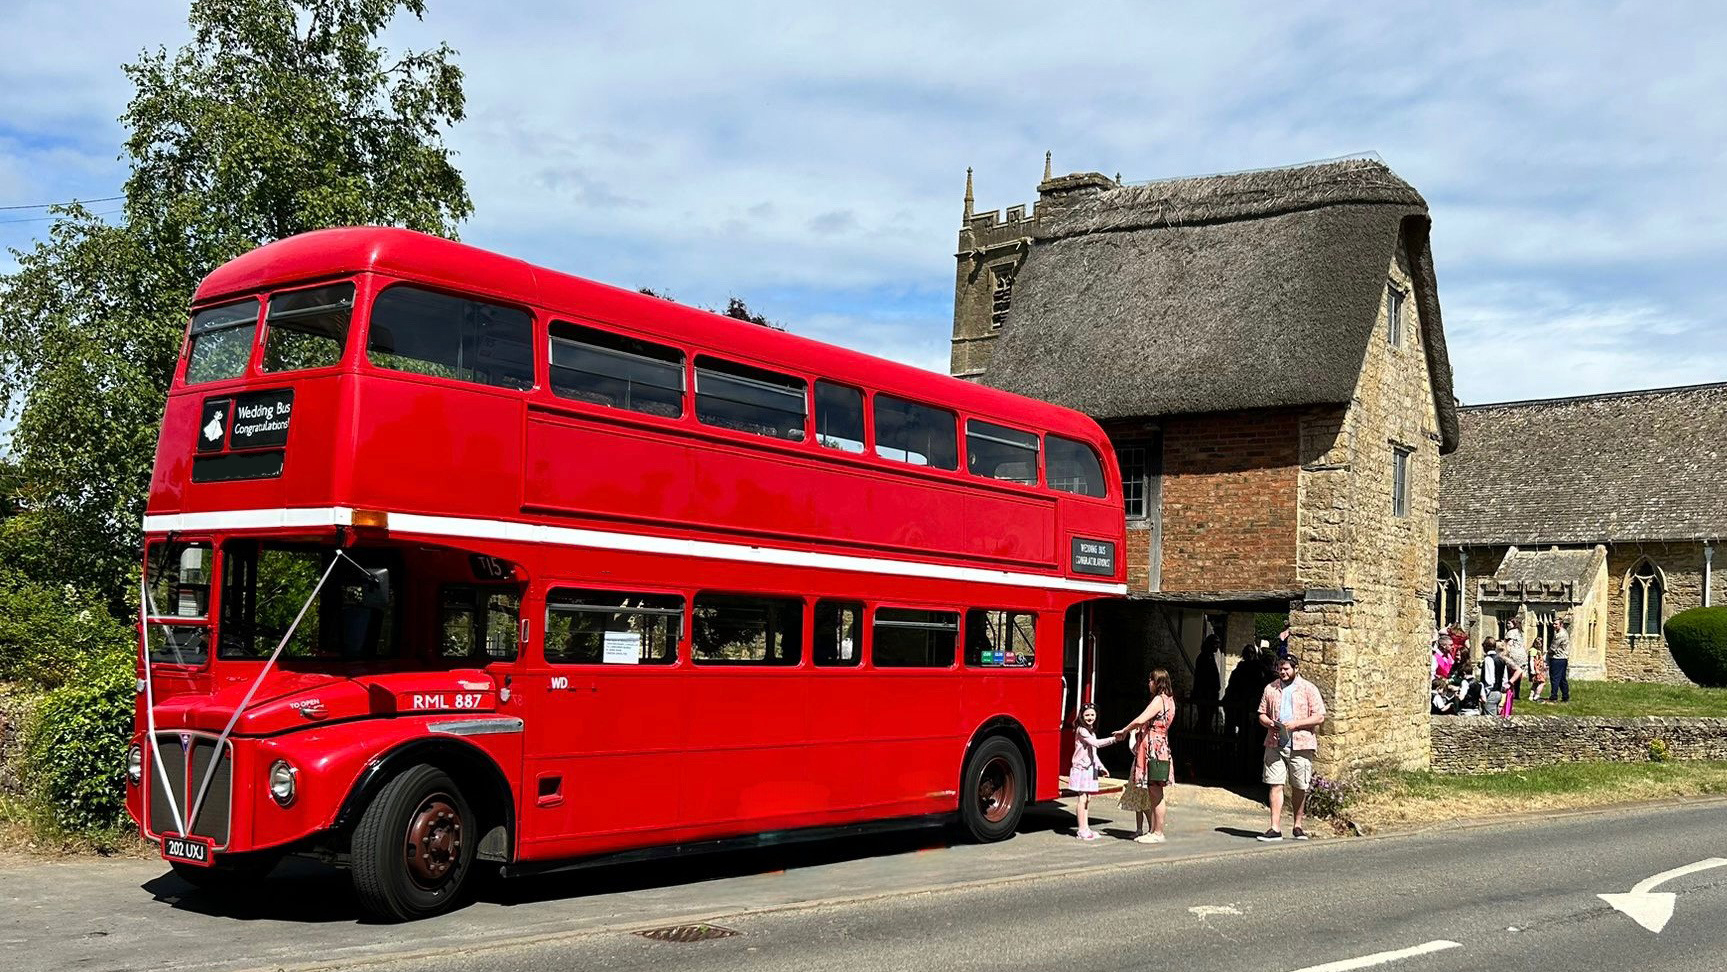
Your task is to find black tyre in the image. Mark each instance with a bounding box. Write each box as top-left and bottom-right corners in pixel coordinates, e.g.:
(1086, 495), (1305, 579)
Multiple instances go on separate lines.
(169, 851), (280, 892)
(959, 735), (1027, 842)
(351, 764), (476, 921)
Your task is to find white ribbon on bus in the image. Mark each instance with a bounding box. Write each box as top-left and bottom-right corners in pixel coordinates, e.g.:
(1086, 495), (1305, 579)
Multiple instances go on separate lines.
(140, 549), (357, 840)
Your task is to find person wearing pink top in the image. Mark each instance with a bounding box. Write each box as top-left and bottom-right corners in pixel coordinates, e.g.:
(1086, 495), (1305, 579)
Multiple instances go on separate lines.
(1068, 703), (1118, 840)
(1256, 656), (1326, 842)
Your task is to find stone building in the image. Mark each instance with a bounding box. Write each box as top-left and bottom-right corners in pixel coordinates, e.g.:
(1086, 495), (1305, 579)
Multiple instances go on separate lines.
(951, 156), (1459, 776)
(1439, 383), (1727, 684)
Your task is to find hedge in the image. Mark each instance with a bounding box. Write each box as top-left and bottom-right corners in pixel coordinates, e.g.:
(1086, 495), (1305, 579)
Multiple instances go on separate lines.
(1666, 606), (1727, 688)
(24, 649), (135, 833)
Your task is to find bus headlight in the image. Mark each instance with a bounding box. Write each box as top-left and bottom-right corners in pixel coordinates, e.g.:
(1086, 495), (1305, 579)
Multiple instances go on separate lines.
(268, 760), (297, 807)
(126, 745), (143, 787)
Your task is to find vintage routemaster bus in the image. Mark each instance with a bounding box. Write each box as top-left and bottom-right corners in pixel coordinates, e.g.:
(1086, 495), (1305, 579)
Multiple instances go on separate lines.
(126, 227), (1126, 920)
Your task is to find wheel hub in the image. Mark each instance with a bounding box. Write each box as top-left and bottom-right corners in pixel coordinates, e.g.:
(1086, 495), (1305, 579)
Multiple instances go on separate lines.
(978, 755), (1017, 823)
(404, 793), (462, 889)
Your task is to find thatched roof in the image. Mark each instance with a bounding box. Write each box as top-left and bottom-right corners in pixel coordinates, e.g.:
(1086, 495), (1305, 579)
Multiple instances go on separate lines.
(1440, 383), (1727, 545)
(983, 158), (1459, 451)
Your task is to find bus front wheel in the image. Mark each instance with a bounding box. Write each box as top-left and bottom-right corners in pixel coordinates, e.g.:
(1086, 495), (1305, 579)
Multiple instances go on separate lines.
(351, 764), (476, 921)
(959, 736), (1027, 842)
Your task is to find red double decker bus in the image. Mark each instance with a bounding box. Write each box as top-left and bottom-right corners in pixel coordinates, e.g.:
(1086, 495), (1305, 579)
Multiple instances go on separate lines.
(125, 227), (1125, 920)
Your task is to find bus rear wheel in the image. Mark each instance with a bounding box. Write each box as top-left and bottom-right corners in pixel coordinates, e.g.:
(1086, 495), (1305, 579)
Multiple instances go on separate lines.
(351, 764), (476, 921)
(959, 736), (1027, 842)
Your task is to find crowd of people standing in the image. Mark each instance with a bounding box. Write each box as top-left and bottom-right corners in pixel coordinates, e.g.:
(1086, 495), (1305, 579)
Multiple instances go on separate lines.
(1430, 615), (1572, 715)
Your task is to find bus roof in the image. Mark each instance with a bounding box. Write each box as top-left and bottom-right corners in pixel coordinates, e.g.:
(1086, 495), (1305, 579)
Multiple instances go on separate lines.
(194, 227), (1105, 442)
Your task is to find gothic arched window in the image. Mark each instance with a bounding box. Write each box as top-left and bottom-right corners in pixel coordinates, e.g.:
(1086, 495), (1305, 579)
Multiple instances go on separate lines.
(1627, 561), (1665, 637)
(1435, 564), (1461, 631)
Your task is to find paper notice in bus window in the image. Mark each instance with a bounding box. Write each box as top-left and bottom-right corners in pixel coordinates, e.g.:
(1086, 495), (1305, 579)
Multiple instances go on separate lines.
(840, 637), (854, 660)
(602, 631), (641, 664)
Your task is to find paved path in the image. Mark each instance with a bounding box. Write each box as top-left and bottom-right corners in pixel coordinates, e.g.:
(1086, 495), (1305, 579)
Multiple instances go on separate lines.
(6, 791), (1725, 972)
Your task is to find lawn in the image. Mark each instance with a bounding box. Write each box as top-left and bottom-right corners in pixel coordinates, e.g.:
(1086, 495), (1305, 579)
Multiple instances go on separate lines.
(1346, 761), (1727, 831)
(1538, 679), (1727, 718)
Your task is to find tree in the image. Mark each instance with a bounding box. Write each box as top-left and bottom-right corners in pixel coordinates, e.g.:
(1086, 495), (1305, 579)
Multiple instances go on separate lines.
(637, 289), (784, 331)
(0, 0), (471, 609)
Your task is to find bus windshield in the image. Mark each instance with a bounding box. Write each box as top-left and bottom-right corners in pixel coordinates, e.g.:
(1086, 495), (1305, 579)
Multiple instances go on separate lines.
(144, 540), (214, 666)
(218, 542), (402, 661)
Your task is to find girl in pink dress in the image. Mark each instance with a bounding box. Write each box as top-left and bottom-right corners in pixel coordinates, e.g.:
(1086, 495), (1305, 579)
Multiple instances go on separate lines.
(1068, 703), (1118, 840)
(1117, 669), (1175, 843)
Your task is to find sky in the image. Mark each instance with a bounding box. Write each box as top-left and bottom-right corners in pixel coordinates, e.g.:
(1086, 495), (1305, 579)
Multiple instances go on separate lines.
(3, 0), (1726, 405)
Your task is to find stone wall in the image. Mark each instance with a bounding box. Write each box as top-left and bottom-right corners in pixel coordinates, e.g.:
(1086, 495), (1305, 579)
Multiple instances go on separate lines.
(1157, 410), (1301, 593)
(1604, 541), (1709, 684)
(1430, 715), (1727, 773)
(1295, 243), (1441, 777)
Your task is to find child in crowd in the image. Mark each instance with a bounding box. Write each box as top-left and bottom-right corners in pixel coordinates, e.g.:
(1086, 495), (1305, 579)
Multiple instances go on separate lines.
(1068, 703), (1117, 840)
(1430, 677), (1460, 715)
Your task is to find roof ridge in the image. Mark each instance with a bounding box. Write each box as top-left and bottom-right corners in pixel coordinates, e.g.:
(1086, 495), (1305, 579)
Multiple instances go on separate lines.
(1460, 379), (1727, 411)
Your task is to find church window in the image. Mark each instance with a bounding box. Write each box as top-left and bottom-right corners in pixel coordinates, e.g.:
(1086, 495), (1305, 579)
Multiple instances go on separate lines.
(1386, 283), (1406, 346)
(1628, 562), (1664, 637)
(1435, 564), (1461, 630)
(990, 265), (1016, 329)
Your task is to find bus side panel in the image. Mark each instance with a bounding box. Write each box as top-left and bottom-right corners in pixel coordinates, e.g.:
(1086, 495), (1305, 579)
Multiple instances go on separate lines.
(350, 380), (524, 518)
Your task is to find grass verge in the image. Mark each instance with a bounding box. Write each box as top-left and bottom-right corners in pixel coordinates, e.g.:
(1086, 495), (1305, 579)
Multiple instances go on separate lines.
(0, 792), (148, 859)
(1537, 680), (1727, 717)
(1346, 761), (1727, 831)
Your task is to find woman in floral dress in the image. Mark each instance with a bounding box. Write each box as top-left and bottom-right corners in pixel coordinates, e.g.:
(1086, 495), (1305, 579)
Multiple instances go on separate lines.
(1117, 669), (1175, 843)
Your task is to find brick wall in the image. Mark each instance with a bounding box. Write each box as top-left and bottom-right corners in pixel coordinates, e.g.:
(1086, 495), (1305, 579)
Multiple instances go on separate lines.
(1430, 715), (1727, 773)
(1157, 411), (1301, 593)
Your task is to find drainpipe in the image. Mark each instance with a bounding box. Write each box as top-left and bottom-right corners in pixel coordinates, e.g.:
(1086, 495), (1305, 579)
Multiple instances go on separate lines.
(1706, 542), (1714, 608)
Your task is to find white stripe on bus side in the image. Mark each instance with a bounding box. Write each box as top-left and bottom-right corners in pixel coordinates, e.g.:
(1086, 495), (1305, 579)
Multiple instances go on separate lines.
(142, 507), (1128, 596)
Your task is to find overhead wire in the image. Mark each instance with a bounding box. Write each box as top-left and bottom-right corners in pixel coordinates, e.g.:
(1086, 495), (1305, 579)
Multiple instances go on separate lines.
(0, 194), (123, 211)
(0, 207), (124, 226)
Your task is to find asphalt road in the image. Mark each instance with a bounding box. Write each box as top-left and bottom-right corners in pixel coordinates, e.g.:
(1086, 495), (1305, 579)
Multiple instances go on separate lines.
(4, 795), (1726, 972)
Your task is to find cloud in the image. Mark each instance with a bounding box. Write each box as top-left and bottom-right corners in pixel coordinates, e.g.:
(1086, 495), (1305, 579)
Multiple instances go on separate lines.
(6, 0), (1727, 403)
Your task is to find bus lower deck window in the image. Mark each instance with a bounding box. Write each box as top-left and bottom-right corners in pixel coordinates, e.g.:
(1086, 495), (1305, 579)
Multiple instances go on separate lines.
(872, 608), (959, 668)
(545, 590), (681, 664)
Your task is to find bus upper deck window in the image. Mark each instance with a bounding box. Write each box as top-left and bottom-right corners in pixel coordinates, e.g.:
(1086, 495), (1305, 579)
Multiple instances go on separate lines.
(549, 321), (684, 417)
(1046, 434), (1107, 498)
(369, 286), (534, 390)
(262, 283), (355, 373)
(694, 357), (807, 442)
(966, 419), (1039, 485)
(184, 299), (261, 385)
(874, 395), (957, 470)
(815, 381), (865, 453)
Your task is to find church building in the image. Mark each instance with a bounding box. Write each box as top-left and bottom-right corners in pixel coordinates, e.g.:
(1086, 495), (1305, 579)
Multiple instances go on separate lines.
(1438, 383), (1727, 684)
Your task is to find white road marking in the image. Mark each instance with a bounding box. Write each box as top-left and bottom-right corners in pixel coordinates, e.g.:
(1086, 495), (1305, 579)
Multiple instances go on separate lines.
(1598, 857), (1727, 933)
(1285, 940), (1461, 972)
(1188, 904), (1244, 919)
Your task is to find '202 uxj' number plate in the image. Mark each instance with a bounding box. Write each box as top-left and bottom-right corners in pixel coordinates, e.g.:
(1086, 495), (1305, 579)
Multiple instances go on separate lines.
(161, 833), (215, 867)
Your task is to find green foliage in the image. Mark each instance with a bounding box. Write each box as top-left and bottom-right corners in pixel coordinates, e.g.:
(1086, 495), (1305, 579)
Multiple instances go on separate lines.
(0, 0), (472, 841)
(1647, 739), (1672, 763)
(24, 649), (136, 833)
(0, 573), (136, 690)
(0, 0), (471, 610)
(1304, 774), (1358, 821)
(1665, 607), (1727, 688)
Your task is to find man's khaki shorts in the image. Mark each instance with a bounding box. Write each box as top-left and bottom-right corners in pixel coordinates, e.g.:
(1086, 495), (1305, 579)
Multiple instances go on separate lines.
(1262, 747), (1317, 790)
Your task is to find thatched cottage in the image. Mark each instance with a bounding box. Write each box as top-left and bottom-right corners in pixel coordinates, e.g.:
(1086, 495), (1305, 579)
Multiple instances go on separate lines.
(1439, 383), (1727, 684)
(951, 156), (1458, 776)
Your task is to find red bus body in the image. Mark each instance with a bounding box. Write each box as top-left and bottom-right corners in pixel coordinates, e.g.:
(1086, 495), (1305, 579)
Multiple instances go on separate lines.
(125, 227), (1124, 915)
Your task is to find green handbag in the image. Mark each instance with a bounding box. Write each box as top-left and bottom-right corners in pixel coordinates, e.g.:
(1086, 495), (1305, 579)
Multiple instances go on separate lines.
(1146, 758), (1171, 783)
